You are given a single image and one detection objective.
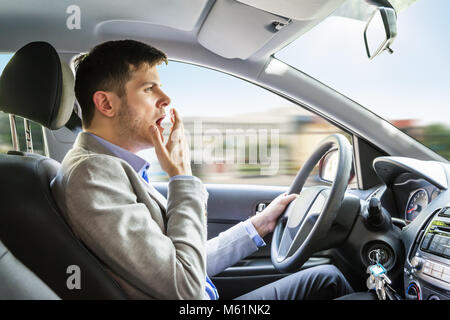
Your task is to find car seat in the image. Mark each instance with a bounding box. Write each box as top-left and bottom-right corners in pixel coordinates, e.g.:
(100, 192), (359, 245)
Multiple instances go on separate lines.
(0, 41), (127, 299)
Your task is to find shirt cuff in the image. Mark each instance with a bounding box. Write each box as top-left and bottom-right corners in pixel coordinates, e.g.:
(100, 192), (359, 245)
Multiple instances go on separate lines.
(242, 219), (266, 248)
(169, 175), (202, 183)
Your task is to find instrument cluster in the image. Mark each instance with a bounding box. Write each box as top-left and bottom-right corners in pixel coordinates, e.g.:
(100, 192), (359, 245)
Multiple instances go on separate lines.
(392, 173), (441, 222)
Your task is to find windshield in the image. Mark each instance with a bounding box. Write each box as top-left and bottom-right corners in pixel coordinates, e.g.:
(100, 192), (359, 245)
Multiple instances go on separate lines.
(276, 0), (450, 160)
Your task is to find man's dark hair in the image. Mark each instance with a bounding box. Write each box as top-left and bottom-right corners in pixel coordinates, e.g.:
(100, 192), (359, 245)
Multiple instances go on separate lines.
(73, 40), (168, 128)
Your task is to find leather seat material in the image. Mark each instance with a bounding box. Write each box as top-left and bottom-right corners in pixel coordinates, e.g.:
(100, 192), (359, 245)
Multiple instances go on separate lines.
(0, 153), (127, 299)
(0, 42), (127, 300)
(0, 240), (59, 300)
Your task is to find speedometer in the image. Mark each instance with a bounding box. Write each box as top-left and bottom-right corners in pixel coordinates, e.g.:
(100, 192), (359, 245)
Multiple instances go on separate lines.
(405, 189), (428, 221)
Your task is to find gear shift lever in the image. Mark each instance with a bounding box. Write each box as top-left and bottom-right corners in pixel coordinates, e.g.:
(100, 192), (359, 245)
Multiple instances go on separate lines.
(364, 197), (390, 231)
(368, 197), (384, 226)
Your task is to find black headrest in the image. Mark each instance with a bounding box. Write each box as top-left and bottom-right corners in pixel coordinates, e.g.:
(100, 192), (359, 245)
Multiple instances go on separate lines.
(0, 41), (75, 130)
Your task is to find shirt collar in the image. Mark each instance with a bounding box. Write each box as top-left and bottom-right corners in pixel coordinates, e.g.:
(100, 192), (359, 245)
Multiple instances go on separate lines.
(86, 132), (149, 173)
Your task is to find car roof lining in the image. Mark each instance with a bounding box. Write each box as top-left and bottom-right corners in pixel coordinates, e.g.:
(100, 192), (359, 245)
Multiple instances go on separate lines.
(236, 0), (346, 21)
(0, 0), (345, 61)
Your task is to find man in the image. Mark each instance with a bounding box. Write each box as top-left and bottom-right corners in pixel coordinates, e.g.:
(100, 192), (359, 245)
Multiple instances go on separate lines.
(52, 40), (353, 300)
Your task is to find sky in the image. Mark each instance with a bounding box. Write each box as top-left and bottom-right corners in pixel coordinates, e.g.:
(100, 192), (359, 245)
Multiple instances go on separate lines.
(0, 54), (12, 76)
(0, 53), (298, 119)
(1, 0), (448, 127)
(276, 0), (450, 126)
(155, 61), (298, 119)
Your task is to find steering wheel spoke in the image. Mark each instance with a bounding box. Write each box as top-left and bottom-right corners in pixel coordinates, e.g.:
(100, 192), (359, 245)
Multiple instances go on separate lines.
(277, 222), (294, 261)
(276, 187), (329, 261)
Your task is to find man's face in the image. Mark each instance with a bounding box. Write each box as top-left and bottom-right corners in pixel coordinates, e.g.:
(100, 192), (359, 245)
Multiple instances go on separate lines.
(116, 63), (170, 151)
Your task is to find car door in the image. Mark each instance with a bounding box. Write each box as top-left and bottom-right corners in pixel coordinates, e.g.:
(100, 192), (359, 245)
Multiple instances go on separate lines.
(155, 182), (336, 299)
(147, 60), (350, 299)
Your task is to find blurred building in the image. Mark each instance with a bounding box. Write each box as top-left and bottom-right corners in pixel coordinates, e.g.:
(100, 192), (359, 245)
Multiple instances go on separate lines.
(156, 106), (345, 185)
(390, 119), (424, 141)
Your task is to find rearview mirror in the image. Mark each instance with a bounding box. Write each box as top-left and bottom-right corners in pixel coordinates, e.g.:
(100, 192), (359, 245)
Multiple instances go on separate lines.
(319, 149), (356, 185)
(319, 149), (339, 183)
(363, 7), (397, 60)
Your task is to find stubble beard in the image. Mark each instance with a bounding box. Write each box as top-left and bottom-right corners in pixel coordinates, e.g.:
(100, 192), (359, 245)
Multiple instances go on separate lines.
(117, 97), (153, 151)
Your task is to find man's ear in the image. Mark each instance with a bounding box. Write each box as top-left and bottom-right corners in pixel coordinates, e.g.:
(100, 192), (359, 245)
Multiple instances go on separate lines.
(92, 91), (119, 118)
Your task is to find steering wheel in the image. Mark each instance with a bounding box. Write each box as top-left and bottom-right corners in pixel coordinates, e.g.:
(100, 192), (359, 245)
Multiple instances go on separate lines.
(271, 134), (353, 273)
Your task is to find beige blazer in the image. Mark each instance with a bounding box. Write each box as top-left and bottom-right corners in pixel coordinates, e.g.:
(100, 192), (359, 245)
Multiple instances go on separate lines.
(51, 132), (259, 300)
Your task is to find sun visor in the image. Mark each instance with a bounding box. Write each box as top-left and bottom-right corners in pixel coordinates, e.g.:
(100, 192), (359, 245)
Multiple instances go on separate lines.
(198, 0), (290, 60)
(198, 0), (345, 60)
(236, 0), (346, 21)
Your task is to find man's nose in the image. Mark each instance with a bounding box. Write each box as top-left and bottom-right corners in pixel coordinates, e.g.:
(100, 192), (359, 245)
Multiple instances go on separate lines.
(157, 90), (171, 109)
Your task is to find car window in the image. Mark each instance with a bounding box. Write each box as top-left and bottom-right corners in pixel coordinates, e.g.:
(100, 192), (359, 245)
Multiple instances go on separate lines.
(0, 114), (46, 156)
(0, 52), (46, 156)
(0, 53), (14, 153)
(276, 0), (450, 160)
(139, 61), (356, 187)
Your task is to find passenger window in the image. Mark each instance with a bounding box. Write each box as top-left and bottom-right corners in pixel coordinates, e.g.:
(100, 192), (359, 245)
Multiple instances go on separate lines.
(0, 53), (14, 153)
(0, 113), (46, 156)
(138, 61), (355, 188)
(12, 116), (46, 155)
(0, 112), (13, 153)
(0, 53), (46, 155)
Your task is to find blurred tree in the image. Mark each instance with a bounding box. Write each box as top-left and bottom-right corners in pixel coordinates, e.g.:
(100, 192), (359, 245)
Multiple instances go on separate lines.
(419, 124), (450, 160)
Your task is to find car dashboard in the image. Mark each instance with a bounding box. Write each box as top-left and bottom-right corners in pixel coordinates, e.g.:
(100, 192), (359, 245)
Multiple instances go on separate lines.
(371, 156), (450, 300)
(392, 174), (441, 223)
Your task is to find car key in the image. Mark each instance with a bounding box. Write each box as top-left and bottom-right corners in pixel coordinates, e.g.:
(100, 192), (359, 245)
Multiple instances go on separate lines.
(368, 248), (382, 264)
(366, 266), (376, 290)
(367, 263), (390, 300)
(375, 276), (386, 300)
(366, 275), (376, 291)
(375, 272), (392, 300)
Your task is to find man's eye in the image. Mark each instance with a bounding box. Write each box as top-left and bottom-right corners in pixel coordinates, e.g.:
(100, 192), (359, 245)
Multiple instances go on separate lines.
(145, 86), (154, 92)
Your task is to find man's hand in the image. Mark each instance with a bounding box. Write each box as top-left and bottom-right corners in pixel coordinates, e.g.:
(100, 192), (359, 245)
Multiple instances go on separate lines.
(250, 193), (298, 238)
(150, 108), (192, 177)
